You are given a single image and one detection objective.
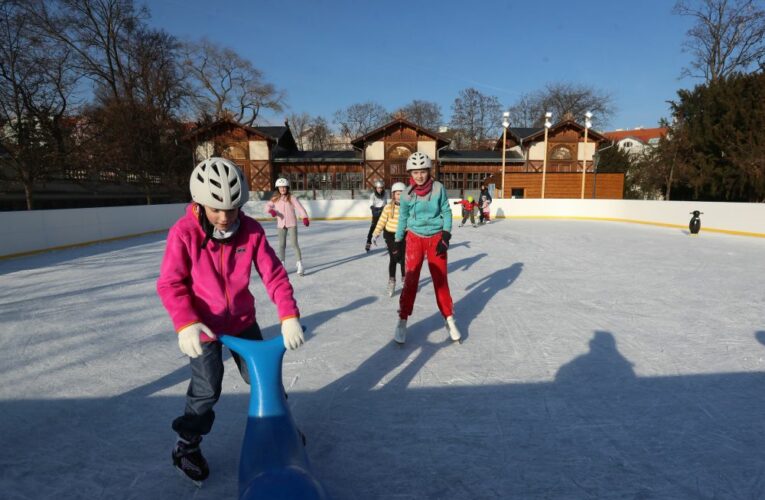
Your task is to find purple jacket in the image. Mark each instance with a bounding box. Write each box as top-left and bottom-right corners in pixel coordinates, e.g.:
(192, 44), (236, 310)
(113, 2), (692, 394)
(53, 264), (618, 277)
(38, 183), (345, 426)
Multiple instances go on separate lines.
(157, 204), (299, 342)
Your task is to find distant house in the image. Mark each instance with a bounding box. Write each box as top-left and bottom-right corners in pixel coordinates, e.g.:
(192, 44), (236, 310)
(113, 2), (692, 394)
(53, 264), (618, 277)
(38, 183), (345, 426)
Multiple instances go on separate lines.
(603, 127), (668, 157)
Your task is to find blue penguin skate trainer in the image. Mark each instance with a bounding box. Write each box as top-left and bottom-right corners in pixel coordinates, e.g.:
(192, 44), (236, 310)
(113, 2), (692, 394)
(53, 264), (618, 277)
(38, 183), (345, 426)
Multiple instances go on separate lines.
(219, 334), (330, 500)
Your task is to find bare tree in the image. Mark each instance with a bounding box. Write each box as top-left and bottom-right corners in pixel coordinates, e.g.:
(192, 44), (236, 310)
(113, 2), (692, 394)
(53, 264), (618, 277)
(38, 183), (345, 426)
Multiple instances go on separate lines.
(23, 0), (148, 103)
(287, 112), (311, 150)
(674, 0), (765, 83)
(450, 87), (503, 149)
(333, 101), (388, 142)
(396, 100), (442, 130)
(181, 39), (284, 126)
(508, 82), (614, 128)
(0, 0), (80, 209)
(306, 116), (332, 151)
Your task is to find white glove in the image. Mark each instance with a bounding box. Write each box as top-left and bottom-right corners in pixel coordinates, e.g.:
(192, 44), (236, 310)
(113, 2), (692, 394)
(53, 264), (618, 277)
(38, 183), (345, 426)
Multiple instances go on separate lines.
(282, 317), (305, 350)
(178, 322), (216, 358)
(372, 235), (379, 246)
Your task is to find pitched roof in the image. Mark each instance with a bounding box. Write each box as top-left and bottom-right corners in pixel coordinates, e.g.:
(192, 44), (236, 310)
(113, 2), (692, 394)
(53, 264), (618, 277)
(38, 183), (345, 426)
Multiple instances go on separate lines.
(183, 118), (278, 142)
(439, 149), (524, 163)
(602, 127), (668, 144)
(273, 150), (362, 163)
(509, 127), (543, 140)
(499, 120), (608, 147)
(254, 126), (290, 141)
(351, 117), (451, 148)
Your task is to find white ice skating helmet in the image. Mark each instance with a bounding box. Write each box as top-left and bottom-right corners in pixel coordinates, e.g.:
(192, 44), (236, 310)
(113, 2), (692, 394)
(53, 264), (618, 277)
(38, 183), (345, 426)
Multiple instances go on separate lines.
(373, 179), (384, 189)
(406, 152), (432, 171)
(391, 182), (406, 193)
(275, 178), (289, 188)
(190, 157), (249, 209)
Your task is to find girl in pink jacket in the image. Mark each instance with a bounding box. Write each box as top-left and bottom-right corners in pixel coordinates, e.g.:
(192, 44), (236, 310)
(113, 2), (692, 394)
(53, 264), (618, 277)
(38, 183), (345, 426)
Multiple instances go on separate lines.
(265, 178), (310, 276)
(156, 158), (305, 485)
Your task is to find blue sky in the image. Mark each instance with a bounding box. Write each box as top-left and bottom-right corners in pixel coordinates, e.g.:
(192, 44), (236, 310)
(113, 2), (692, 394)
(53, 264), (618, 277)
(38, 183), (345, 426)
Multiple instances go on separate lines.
(146, 0), (698, 131)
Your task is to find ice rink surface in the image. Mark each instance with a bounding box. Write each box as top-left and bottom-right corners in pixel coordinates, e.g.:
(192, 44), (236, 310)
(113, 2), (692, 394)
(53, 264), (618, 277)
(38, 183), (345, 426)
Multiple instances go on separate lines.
(2, 218), (765, 499)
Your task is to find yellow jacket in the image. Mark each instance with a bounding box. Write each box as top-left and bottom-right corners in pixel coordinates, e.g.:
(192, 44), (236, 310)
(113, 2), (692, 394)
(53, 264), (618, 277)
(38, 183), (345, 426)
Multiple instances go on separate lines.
(373, 202), (400, 235)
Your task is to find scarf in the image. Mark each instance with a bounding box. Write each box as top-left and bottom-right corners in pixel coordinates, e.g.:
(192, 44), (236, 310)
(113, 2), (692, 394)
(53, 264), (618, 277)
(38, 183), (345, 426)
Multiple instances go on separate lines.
(409, 177), (433, 197)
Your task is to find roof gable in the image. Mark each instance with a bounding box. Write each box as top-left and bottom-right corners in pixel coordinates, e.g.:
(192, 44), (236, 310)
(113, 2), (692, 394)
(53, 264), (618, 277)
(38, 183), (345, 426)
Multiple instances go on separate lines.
(183, 118), (277, 142)
(351, 118), (450, 148)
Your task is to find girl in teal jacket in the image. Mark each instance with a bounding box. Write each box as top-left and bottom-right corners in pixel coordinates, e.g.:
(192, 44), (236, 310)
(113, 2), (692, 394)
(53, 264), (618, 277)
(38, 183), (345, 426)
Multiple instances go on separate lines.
(393, 152), (461, 345)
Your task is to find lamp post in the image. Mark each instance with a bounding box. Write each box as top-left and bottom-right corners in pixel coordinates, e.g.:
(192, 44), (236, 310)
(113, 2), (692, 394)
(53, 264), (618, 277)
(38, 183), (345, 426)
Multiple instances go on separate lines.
(541, 112), (552, 199)
(581, 111), (592, 199)
(501, 111), (510, 198)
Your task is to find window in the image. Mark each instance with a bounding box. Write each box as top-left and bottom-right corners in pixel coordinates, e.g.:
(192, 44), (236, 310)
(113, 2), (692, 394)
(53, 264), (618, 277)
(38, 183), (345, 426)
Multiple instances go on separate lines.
(466, 172), (492, 190)
(511, 188), (524, 199)
(622, 141), (632, 149)
(307, 172), (333, 190)
(387, 145), (412, 160)
(336, 172), (363, 190)
(223, 144), (247, 160)
(65, 169), (88, 181)
(550, 146), (573, 160)
(284, 172), (305, 190)
(440, 172), (462, 190)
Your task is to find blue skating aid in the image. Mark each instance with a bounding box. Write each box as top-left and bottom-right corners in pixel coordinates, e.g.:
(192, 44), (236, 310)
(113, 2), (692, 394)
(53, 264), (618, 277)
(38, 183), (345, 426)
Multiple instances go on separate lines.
(220, 334), (330, 500)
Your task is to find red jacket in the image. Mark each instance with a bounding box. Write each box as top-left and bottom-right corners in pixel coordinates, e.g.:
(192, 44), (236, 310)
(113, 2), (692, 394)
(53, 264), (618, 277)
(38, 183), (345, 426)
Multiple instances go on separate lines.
(456, 200), (478, 212)
(157, 204), (299, 341)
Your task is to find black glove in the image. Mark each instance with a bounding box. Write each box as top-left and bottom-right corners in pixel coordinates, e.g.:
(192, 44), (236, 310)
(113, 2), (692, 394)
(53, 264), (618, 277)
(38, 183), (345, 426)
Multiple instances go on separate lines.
(392, 241), (404, 263)
(436, 231), (451, 256)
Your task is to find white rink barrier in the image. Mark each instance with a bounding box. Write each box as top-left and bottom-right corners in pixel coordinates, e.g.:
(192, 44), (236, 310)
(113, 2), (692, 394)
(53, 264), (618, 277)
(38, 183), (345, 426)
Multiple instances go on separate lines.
(2, 198), (764, 258)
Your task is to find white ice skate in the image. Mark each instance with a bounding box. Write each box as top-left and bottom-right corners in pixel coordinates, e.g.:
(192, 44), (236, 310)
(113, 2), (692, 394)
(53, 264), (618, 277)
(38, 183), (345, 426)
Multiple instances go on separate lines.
(394, 318), (407, 344)
(387, 278), (395, 297)
(445, 315), (462, 343)
(296, 260), (304, 276)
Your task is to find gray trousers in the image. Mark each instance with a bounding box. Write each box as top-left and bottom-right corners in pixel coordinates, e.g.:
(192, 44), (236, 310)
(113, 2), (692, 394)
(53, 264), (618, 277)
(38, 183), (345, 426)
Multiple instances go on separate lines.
(171, 322), (263, 438)
(277, 226), (302, 262)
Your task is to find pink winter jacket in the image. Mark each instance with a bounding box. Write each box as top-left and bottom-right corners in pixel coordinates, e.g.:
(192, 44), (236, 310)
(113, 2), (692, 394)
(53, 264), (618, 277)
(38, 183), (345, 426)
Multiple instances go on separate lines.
(157, 204), (299, 342)
(265, 195), (308, 229)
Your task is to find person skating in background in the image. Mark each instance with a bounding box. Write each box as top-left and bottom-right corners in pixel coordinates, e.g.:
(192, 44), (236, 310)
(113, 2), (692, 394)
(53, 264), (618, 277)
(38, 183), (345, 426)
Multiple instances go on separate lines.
(479, 185), (493, 224)
(265, 178), (310, 276)
(366, 180), (388, 252)
(393, 152), (461, 345)
(371, 182), (406, 297)
(480, 195), (491, 224)
(156, 158), (305, 486)
(453, 196), (479, 227)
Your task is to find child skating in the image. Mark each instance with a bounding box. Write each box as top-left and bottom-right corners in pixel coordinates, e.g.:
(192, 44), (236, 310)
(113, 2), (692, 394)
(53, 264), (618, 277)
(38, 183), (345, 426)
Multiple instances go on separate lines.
(371, 181), (406, 297)
(156, 158), (305, 486)
(453, 196), (479, 227)
(393, 152), (461, 345)
(480, 196), (491, 224)
(265, 178), (310, 276)
(366, 179), (388, 252)
(479, 185), (493, 224)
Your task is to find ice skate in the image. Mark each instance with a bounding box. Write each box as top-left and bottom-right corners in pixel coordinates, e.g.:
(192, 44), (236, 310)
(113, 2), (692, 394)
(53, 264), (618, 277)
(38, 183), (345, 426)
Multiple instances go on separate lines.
(172, 434), (209, 487)
(365, 242), (371, 252)
(296, 260), (304, 276)
(445, 315), (462, 343)
(386, 277), (395, 297)
(394, 318), (407, 344)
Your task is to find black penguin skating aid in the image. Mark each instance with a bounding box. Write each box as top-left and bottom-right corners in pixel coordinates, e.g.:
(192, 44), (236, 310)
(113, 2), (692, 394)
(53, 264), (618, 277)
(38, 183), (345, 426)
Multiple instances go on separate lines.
(689, 210), (703, 235)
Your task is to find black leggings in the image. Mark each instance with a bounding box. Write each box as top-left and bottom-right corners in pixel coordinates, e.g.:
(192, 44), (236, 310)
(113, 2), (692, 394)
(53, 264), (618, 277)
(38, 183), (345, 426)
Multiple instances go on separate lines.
(383, 230), (405, 279)
(367, 208), (382, 244)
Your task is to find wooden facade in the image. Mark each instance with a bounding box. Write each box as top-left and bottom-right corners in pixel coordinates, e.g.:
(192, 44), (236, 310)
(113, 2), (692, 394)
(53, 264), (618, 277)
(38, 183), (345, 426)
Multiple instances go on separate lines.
(183, 118), (625, 199)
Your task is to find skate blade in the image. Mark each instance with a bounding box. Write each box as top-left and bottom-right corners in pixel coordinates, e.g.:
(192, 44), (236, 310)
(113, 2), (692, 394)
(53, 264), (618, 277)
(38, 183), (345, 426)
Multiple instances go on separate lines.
(174, 466), (203, 488)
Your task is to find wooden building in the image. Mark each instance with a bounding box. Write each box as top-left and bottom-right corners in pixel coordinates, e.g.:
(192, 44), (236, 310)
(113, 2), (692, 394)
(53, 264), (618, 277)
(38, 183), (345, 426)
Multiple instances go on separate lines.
(184, 117), (625, 200)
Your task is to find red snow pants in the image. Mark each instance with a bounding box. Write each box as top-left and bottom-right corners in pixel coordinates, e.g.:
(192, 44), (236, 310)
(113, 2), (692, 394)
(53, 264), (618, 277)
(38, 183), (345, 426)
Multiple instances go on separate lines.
(399, 231), (454, 320)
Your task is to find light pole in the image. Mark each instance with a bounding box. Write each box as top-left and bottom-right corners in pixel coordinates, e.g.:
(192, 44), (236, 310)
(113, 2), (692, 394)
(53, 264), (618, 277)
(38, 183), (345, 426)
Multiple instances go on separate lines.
(580, 111), (592, 199)
(501, 111), (509, 198)
(541, 112), (552, 199)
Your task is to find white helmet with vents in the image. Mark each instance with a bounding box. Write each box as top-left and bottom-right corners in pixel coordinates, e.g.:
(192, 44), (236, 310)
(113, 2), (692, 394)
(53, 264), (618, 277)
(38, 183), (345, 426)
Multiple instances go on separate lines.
(391, 182), (406, 193)
(275, 178), (290, 188)
(406, 152), (432, 171)
(373, 179), (384, 189)
(190, 157), (248, 209)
